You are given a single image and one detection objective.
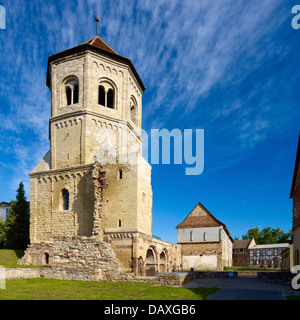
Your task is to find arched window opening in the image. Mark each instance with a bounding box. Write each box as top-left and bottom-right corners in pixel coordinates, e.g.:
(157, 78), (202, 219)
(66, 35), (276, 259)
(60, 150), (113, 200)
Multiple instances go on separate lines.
(146, 248), (156, 276)
(64, 78), (79, 106)
(62, 189), (69, 211)
(73, 84), (79, 104)
(107, 89), (114, 109)
(190, 231), (193, 242)
(130, 97), (138, 125)
(98, 86), (105, 106)
(119, 170), (123, 180)
(159, 251), (167, 272)
(66, 87), (72, 106)
(203, 232), (206, 241)
(119, 219), (122, 228)
(44, 253), (50, 265)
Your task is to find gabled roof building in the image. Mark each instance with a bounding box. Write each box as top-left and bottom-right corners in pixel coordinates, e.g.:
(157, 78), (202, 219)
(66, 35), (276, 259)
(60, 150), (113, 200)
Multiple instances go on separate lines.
(176, 202), (233, 270)
(233, 238), (256, 266)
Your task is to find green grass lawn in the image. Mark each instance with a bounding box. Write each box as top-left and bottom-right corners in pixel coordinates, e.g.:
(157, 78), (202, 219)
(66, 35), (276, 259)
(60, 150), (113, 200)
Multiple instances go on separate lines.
(0, 278), (219, 300)
(0, 249), (25, 268)
(0, 250), (219, 300)
(0, 249), (48, 268)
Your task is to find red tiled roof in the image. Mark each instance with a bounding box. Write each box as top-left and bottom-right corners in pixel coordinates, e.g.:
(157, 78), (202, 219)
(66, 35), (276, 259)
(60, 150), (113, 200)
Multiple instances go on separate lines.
(233, 239), (252, 249)
(176, 202), (233, 242)
(83, 36), (119, 56)
(46, 36), (145, 92)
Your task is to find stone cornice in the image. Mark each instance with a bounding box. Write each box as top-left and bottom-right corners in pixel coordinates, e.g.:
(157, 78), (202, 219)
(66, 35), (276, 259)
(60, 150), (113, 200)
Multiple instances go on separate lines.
(49, 109), (143, 142)
(29, 163), (94, 177)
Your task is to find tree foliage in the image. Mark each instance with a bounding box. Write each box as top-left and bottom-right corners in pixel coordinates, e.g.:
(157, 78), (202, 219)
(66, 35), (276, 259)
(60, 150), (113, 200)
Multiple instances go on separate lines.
(0, 218), (5, 249)
(242, 226), (292, 245)
(4, 182), (30, 249)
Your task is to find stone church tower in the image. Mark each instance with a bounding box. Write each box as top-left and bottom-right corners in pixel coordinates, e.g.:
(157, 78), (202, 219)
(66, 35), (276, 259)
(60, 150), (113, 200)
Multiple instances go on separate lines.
(21, 33), (181, 277)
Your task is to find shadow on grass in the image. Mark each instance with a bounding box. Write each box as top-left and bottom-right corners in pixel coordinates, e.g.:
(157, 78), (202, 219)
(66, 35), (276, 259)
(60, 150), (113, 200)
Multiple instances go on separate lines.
(185, 286), (220, 300)
(14, 250), (25, 259)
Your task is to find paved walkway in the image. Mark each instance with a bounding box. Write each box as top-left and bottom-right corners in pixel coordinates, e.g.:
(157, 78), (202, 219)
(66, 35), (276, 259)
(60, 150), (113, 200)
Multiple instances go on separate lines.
(183, 276), (300, 300)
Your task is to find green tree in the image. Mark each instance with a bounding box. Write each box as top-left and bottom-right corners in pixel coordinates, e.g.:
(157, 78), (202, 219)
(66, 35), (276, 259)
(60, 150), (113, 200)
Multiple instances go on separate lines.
(242, 226), (292, 244)
(5, 182), (30, 249)
(0, 218), (5, 248)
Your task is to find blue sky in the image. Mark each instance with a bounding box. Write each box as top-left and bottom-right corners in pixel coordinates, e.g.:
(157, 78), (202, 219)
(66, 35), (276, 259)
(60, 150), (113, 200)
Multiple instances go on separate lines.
(0, 0), (299, 244)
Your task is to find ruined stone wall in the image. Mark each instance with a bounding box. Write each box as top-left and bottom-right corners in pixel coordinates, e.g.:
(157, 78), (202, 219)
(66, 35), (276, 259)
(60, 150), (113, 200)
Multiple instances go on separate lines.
(50, 236), (126, 281)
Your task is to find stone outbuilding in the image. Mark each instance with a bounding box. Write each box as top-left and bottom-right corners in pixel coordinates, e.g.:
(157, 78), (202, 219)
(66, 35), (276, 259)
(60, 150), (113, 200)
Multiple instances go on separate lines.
(176, 202), (233, 271)
(232, 238), (256, 267)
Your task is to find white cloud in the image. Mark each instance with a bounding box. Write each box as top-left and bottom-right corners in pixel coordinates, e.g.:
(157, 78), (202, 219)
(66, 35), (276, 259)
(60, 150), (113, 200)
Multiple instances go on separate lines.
(0, 0), (296, 197)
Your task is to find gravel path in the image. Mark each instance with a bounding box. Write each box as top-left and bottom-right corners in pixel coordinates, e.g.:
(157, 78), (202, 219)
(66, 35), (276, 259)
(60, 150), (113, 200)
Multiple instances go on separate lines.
(183, 276), (300, 300)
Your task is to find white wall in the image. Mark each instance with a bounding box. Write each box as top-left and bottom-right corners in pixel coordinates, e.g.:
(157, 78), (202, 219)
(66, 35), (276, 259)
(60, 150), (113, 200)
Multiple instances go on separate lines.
(182, 255), (218, 270)
(177, 226), (222, 243)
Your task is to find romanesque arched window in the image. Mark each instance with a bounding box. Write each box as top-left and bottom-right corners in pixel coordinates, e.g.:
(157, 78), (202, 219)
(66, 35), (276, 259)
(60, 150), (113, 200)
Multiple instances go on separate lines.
(130, 96), (138, 125)
(73, 84), (79, 104)
(62, 189), (69, 211)
(107, 89), (114, 109)
(64, 77), (79, 106)
(98, 85), (105, 106)
(98, 81), (116, 109)
(66, 87), (72, 105)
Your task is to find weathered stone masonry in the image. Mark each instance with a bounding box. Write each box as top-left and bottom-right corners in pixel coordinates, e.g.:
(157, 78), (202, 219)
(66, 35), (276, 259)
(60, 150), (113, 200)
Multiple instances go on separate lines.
(20, 35), (182, 278)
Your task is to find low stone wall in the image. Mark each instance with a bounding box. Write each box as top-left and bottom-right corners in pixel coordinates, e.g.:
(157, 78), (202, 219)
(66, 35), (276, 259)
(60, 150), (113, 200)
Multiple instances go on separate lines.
(5, 269), (238, 285)
(5, 267), (131, 282)
(18, 236), (133, 282)
(5, 268), (52, 279)
(155, 271), (238, 286)
(257, 271), (292, 280)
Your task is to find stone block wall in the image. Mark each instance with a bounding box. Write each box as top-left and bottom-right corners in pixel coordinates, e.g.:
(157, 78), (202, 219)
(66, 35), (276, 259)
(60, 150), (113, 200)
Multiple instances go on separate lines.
(180, 242), (222, 271)
(50, 236), (126, 281)
(19, 236), (131, 281)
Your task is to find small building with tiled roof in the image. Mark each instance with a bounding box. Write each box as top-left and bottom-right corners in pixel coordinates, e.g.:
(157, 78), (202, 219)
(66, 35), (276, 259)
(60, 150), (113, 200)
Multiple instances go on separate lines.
(232, 238), (256, 267)
(176, 202), (233, 270)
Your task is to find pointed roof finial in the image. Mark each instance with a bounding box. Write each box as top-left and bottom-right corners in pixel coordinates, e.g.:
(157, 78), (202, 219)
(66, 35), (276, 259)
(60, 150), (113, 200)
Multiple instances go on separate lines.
(95, 16), (100, 37)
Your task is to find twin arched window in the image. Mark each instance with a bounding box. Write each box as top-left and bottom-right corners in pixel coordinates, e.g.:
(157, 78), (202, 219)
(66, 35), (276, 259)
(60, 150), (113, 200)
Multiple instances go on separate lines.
(98, 84), (114, 109)
(65, 78), (79, 106)
(63, 78), (138, 119)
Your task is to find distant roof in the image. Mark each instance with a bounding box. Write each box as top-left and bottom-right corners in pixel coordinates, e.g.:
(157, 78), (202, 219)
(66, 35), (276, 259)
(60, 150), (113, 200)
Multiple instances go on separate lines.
(0, 202), (10, 207)
(176, 202), (233, 242)
(290, 132), (300, 198)
(233, 239), (253, 249)
(46, 36), (146, 92)
(250, 243), (290, 250)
